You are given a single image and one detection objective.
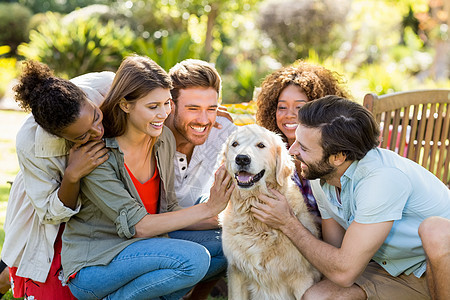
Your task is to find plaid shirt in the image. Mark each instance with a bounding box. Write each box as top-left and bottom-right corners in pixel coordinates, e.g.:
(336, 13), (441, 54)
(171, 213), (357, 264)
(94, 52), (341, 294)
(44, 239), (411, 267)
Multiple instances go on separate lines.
(292, 172), (320, 217)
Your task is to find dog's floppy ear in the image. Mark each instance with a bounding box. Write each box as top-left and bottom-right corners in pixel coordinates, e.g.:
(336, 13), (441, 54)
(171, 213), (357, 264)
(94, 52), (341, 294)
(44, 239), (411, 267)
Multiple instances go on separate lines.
(218, 133), (231, 167)
(275, 136), (295, 186)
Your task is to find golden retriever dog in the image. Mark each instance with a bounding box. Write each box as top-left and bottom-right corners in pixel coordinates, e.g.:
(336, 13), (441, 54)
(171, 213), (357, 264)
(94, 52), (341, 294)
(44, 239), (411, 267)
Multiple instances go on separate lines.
(219, 124), (321, 300)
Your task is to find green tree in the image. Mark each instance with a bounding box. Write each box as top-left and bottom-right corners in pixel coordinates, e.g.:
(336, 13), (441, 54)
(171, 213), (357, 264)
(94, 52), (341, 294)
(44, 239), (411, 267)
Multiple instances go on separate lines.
(14, 0), (113, 14)
(0, 2), (32, 55)
(257, 0), (350, 64)
(118, 0), (260, 61)
(18, 12), (136, 78)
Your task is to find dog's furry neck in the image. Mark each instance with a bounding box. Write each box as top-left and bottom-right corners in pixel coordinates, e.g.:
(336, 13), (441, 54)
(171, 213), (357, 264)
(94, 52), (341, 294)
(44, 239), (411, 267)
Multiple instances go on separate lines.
(231, 180), (284, 212)
(224, 180), (287, 239)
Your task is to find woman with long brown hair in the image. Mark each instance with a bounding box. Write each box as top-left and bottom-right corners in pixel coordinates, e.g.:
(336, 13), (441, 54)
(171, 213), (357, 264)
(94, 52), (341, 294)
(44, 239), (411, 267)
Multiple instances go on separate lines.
(61, 55), (234, 300)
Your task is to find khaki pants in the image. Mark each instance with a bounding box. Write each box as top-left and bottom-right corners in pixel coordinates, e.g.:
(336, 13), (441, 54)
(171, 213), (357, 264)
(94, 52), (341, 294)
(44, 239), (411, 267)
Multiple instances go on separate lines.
(355, 262), (430, 300)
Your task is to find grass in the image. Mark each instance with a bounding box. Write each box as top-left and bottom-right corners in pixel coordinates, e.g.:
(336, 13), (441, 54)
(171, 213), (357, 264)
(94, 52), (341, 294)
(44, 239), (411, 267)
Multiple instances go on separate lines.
(0, 109), (227, 299)
(0, 109), (27, 300)
(0, 110), (27, 252)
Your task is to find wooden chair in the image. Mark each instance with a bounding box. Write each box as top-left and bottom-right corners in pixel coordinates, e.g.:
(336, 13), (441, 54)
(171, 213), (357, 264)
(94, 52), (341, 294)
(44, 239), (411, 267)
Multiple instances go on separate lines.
(363, 89), (450, 187)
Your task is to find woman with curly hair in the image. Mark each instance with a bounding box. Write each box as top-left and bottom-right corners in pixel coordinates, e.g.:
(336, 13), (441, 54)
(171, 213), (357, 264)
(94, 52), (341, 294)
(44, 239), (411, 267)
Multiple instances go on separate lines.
(256, 61), (350, 220)
(2, 60), (113, 299)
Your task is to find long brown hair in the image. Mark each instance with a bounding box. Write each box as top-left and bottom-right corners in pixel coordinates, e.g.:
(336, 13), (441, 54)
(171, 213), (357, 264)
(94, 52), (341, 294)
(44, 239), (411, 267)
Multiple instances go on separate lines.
(101, 55), (172, 138)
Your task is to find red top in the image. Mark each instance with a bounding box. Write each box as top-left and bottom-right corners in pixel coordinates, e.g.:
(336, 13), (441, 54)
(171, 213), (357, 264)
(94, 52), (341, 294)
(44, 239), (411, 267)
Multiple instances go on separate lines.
(125, 163), (160, 214)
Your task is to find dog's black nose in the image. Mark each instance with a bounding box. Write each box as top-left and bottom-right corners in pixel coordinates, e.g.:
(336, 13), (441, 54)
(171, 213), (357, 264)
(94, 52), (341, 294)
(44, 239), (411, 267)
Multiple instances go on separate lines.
(235, 154), (251, 166)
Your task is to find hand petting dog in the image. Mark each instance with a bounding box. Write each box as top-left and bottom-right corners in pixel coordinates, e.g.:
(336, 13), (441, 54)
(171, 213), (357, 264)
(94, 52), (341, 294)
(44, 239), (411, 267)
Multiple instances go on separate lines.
(206, 164), (235, 216)
(219, 124), (321, 299)
(252, 188), (298, 231)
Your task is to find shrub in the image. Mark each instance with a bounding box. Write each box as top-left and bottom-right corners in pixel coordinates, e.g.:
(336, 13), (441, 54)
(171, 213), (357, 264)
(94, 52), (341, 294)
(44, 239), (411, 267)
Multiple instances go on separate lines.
(356, 63), (410, 96)
(28, 12), (59, 32)
(17, 0), (111, 14)
(0, 46), (18, 99)
(0, 3), (32, 56)
(222, 57), (273, 104)
(257, 0), (350, 64)
(18, 12), (137, 78)
(134, 32), (198, 72)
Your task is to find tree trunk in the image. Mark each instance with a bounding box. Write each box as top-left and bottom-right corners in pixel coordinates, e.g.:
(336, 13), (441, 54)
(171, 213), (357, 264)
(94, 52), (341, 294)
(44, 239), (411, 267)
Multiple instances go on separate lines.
(204, 2), (219, 61)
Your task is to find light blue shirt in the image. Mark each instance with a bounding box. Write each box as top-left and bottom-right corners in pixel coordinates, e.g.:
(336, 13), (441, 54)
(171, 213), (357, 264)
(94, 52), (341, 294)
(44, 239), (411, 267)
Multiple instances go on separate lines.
(315, 148), (450, 278)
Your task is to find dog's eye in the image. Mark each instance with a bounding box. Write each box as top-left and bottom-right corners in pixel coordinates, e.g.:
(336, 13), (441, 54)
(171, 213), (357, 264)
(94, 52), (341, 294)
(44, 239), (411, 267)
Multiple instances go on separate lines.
(232, 141), (239, 147)
(256, 142), (265, 149)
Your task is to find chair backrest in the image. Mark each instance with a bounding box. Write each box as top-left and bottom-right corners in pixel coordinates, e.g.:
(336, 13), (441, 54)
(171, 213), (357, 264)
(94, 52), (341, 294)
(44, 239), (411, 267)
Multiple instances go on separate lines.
(363, 89), (450, 187)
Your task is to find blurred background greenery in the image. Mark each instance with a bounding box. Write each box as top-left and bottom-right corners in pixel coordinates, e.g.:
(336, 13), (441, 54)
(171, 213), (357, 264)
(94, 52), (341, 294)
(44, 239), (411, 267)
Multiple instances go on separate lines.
(0, 1), (449, 298)
(0, 0), (449, 105)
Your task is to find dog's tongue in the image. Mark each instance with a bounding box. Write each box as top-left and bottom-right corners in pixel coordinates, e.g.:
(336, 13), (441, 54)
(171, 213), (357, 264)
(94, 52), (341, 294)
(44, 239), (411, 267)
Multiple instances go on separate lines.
(237, 172), (253, 182)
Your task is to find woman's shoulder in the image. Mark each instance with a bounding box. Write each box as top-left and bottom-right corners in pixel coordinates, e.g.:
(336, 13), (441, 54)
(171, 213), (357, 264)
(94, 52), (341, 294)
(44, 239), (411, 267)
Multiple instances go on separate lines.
(16, 115), (38, 148)
(16, 114), (67, 157)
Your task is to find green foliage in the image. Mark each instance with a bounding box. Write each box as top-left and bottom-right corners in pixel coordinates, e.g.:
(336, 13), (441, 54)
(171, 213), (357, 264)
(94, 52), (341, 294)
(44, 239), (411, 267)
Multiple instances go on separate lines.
(0, 48), (18, 98)
(18, 12), (136, 78)
(356, 63), (411, 96)
(257, 0), (350, 64)
(303, 49), (349, 81)
(0, 185), (8, 254)
(0, 3), (32, 55)
(0, 290), (19, 300)
(389, 28), (432, 75)
(121, 0), (260, 62)
(134, 33), (198, 72)
(17, 0), (112, 14)
(222, 59), (271, 104)
(1, 0), (449, 103)
(230, 60), (257, 101)
(336, 0), (405, 70)
(0, 185), (10, 207)
(27, 11), (58, 32)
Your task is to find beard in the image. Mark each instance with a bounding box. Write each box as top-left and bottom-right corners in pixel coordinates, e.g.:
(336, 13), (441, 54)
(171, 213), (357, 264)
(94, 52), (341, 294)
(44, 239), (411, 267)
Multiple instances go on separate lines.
(172, 106), (212, 146)
(297, 155), (336, 180)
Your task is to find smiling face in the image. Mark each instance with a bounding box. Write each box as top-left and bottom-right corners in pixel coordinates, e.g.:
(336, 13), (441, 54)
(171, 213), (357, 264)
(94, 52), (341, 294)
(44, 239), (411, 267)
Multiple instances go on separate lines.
(121, 88), (172, 138)
(276, 84), (309, 146)
(170, 87), (218, 147)
(224, 124), (294, 191)
(59, 99), (104, 144)
(289, 124), (336, 180)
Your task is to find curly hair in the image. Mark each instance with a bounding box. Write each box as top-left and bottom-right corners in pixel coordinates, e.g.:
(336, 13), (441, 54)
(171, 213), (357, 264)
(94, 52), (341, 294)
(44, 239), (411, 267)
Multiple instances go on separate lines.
(14, 60), (86, 136)
(255, 60), (350, 143)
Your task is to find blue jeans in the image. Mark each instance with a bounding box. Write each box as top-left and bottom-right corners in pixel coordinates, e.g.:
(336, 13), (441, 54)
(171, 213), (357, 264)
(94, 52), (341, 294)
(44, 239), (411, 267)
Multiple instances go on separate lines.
(67, 238), (210, 300)
(168, 196), (227, 281)
(168, 228), (226, 281)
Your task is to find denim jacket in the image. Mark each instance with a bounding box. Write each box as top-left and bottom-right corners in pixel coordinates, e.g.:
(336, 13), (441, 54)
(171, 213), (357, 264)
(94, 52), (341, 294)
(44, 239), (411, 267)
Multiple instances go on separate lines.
(61, 127), (181, 282)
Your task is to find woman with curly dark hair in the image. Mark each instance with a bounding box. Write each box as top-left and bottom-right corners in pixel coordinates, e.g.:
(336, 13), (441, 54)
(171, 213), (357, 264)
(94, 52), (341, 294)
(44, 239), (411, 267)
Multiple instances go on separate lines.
(256, 60), (350, 221)
(2, 60), (113, 299)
